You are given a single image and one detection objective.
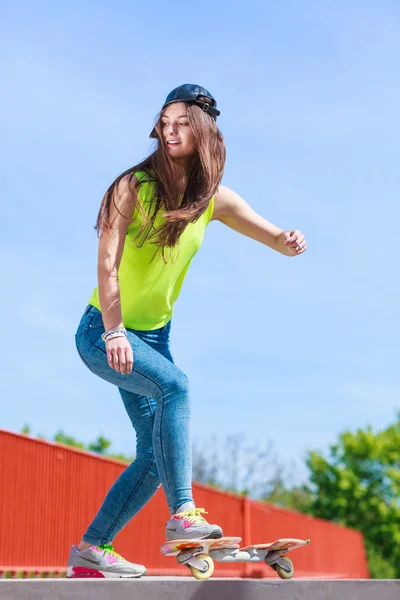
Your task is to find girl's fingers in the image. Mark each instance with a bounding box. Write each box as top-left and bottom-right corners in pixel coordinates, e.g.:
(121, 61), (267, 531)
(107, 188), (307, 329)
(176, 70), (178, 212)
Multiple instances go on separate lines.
(122, 348), (134, 374)
(118, 348), (127, 375)
(286, 237), (298, 246)
(111, 349), (120, 372)
(286, 234), (305, 247)
(126, 352), (133, 374)
(287, 238), (307, 255)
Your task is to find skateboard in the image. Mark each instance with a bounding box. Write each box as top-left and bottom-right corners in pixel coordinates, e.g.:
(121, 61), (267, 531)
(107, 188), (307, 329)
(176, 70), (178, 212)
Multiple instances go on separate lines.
(160, 536), (310, 580)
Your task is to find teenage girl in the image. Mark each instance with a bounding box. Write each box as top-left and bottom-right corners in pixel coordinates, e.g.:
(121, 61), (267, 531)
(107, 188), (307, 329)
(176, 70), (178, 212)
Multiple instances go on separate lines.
(67, 84), (307, 578)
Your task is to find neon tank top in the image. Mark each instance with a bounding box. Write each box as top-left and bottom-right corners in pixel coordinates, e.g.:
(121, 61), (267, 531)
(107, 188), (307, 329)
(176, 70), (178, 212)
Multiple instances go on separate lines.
(88, 171), (214, 330)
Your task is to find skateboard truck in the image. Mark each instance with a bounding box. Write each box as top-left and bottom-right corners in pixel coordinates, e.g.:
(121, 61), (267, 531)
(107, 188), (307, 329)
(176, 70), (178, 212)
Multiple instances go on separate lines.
(176, 546), (204, 564)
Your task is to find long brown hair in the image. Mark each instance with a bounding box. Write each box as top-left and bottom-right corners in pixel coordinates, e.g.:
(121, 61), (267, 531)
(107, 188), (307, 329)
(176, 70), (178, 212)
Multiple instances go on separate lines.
(95, 101), (226, 262)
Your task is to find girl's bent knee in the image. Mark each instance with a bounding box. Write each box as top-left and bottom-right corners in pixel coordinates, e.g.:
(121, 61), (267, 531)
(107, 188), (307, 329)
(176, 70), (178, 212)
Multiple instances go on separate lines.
(169, 372), (190, 398)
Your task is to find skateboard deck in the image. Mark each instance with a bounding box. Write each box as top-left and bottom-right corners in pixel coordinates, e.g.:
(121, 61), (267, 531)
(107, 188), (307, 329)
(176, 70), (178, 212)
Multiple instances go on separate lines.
(161, 536), (242, 555)
(241, 538), (310, 552)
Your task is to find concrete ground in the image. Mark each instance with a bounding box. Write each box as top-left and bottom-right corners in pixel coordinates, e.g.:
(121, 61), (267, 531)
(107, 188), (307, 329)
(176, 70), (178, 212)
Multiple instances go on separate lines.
(1, 578), (399, 600)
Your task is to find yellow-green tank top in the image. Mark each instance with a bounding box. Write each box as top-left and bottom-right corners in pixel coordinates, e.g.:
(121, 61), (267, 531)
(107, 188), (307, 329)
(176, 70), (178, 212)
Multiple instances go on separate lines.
(88, 171), (214, 330)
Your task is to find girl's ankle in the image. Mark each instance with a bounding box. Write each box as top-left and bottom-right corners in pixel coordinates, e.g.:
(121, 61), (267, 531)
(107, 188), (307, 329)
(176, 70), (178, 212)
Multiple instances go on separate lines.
(77, 542), (92, 551)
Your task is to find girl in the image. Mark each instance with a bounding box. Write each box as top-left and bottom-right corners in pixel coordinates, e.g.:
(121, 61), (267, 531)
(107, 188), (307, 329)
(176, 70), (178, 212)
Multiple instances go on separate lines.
(67, 84), (307, 579)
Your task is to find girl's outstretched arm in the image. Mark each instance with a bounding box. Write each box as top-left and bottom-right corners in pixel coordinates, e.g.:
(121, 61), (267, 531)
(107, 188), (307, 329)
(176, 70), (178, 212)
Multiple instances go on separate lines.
(212, 185), (307, 256)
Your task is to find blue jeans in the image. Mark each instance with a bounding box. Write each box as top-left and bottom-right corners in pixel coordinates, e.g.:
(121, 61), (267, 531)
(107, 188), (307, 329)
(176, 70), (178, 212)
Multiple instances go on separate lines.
(75, 305), (193, 545)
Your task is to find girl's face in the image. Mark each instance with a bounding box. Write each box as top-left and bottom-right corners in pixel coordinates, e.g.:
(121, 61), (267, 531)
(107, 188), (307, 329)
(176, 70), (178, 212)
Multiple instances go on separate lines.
(161, 102), (196, 160)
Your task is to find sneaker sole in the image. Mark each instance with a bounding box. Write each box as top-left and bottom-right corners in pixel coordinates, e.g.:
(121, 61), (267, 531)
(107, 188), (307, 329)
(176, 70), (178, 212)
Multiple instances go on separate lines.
(204, 530), (223, 539)
(66, 566), (146, 579)
(166, 528), (224, 541)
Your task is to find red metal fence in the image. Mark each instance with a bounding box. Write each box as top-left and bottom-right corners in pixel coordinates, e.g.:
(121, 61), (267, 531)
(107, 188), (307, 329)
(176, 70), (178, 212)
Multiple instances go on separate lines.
(0, 430), (369, 578)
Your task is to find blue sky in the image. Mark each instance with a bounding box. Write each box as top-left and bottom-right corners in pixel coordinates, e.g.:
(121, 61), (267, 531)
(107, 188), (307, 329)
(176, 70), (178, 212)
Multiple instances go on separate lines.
(1, 1), (399, 487)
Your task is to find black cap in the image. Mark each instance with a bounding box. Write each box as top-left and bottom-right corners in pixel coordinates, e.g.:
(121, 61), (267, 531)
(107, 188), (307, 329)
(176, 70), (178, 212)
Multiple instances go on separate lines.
(150, 83), (220, 138)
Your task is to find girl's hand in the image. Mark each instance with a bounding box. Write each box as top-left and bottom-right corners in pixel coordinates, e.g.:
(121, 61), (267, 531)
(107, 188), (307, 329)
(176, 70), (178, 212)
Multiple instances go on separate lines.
(106, 336), (134, 375)
(279, 230), (307, 256)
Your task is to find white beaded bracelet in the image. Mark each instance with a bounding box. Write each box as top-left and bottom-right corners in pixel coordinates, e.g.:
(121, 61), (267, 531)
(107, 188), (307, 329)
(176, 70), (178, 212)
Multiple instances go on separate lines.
(101, 327), (127, 343)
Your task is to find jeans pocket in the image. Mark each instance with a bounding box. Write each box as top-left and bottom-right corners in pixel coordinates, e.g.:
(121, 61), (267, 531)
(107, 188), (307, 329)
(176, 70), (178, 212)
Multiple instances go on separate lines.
(89, 315), (105, 329)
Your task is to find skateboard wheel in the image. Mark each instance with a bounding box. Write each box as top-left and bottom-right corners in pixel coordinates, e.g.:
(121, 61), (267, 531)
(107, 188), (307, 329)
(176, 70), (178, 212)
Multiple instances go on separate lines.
(270, 556), (294, 579)
(189, 554), (214, 580)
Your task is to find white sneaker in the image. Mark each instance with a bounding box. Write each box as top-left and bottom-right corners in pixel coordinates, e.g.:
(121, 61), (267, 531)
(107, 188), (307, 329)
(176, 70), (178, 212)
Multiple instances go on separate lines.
(66, 543), (146, 578)
(165, 502), (223, 541)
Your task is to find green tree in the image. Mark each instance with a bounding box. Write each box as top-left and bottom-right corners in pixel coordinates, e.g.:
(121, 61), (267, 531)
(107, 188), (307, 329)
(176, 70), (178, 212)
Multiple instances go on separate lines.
(53, 431), (85, 450)
(304, 412), (400, 578)
(262, 481), (314, 513)
(88, 435), (111, 454)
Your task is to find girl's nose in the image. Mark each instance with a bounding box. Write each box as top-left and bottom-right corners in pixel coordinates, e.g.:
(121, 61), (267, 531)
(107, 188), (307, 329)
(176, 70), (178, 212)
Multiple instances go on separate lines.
(167, 123), (178, 134)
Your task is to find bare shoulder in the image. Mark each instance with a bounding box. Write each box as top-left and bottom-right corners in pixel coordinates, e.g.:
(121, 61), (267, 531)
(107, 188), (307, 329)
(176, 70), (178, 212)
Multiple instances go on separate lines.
(109, 173), (139, 213)
(114, 173), (139, 206)
(211, 185), (240, 221)
(102, 173), (139, 233)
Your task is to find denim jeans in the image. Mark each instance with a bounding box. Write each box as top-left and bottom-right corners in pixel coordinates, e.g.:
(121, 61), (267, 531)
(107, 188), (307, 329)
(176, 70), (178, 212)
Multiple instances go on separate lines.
(75, 305), (193, 545)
